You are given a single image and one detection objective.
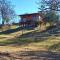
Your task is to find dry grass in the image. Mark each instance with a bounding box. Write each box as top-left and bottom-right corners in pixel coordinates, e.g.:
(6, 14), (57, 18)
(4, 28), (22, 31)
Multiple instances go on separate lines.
(0, 36), (60, 53)
(0, 29), (35, 40)
(0, 26), (60, 53)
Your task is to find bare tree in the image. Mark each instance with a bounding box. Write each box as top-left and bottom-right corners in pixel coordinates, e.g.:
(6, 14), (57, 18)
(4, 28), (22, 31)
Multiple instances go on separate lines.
(38, 0), (60, 11)
(0, 0), (15, 25)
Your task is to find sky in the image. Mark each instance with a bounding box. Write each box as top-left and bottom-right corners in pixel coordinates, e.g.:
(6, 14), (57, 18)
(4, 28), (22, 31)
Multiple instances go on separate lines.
(10, 0), (39, 15)
(0, 0), (41, 24)
(8, 0), (60, 23)
(8, 0), (40, 23)
(0, 0), (60, 24)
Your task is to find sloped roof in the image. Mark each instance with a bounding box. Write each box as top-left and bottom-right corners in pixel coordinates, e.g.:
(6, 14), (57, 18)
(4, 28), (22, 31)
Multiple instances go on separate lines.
(19, 13), (39, 17)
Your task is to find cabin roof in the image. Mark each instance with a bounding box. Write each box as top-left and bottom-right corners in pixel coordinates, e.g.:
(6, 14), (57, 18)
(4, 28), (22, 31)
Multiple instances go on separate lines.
(19, 13), (40, 17)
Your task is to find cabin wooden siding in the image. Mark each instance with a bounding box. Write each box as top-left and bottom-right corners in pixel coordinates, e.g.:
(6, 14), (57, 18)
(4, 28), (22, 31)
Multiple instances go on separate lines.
(19, 13), (44, 28)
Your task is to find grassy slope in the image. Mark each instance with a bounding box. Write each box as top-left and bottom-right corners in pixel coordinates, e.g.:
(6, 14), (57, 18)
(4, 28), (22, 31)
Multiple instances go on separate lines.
(0, 36), (60, 52)
(0, 25), (60, 52)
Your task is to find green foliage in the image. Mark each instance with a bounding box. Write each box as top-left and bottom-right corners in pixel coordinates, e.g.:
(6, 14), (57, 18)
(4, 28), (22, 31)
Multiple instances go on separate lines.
(44, 11), (59, 24)
(38, 0), (60, 25)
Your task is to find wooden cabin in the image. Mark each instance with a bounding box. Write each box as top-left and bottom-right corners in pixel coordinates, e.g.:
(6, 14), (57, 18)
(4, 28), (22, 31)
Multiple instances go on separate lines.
(19, 13), (45, 29)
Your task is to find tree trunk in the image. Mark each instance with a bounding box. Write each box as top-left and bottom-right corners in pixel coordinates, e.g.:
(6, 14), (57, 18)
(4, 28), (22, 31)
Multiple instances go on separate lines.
(2, 19), (4, 25)
(39, 22), (42, 31)
(1, 9), (5, 25)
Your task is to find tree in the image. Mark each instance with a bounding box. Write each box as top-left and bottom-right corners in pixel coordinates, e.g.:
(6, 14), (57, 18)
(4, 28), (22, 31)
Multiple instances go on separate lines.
(0, 0), (15, 25)
(44, 11), (59, 26)
(38, 0), (60, 26)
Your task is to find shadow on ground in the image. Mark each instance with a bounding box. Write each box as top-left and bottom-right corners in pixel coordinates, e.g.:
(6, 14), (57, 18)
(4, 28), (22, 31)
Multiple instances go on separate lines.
(0, 27), (21, 34)
(0, 29), (50, 46)
(0, 26), (60, 46)
(19, 26), (60, 39)
(49, 42), (60, 51)
(0, 51), (60, 60)
(0, 36), (48, 46)
(0, 26), (35, 34)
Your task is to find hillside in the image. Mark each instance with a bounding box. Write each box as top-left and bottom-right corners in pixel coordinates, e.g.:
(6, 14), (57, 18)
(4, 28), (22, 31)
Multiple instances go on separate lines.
(0, 26), (60, 60)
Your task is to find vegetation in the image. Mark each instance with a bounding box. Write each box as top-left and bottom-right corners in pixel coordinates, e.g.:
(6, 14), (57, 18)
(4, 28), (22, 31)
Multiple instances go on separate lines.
(0, 0), (15, 25)
(44, 11), (59, 26)
(38, 0), (60, 11)
(0, 0), (60, 59)
(0, 26), (60, 52)
(38, 0), (60, 27)
(0, 36), (60, 52)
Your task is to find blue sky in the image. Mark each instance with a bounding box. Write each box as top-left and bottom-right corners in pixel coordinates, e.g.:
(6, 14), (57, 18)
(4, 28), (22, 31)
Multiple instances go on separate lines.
(0, 0), (41, 24)
(10, 0), (39, 15)
(8, 0), (60, 23)
(8, 0), (41, 23)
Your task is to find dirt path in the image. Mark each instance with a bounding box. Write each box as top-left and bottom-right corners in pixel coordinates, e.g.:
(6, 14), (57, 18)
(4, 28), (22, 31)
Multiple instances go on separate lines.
(0, 51), (60, 60)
